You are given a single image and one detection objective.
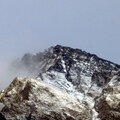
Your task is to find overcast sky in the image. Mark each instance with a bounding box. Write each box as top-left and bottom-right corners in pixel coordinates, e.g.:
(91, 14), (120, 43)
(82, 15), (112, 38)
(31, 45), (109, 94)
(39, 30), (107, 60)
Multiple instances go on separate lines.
(0, 0), (120, 64)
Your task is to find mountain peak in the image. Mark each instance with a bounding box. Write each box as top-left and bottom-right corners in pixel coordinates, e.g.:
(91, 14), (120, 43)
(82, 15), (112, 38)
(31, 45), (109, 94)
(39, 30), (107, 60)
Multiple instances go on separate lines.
(1, 45), (120, 120)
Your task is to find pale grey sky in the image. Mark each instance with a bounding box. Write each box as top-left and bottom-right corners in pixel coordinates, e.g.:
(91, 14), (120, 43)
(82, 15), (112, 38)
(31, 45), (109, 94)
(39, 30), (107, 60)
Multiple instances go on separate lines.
(0, 0), (120, 64)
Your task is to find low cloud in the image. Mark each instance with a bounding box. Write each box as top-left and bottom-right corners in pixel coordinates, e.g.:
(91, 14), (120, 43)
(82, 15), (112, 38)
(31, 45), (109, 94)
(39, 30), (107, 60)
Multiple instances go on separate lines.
(0, 59), (36, 90)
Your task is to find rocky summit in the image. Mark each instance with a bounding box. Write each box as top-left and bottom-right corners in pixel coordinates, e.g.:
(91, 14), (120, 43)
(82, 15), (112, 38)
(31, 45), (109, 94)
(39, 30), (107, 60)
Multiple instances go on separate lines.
(0, 45), (120, 120)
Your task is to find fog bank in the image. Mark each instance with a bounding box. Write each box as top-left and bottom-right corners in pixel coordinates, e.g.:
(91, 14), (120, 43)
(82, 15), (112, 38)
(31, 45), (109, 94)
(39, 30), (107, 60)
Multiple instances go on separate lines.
(0, 60), (36, 90)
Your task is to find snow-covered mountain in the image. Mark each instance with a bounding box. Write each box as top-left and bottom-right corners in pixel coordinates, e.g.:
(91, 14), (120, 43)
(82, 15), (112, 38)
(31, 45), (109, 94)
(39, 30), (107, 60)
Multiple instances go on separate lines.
(1, 45), (120, 120)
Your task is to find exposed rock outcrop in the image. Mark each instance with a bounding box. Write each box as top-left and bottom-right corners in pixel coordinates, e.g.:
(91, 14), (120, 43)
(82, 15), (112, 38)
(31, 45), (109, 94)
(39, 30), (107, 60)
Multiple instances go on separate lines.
(95, 72), (120, 120)
(0, 77), (92, 120)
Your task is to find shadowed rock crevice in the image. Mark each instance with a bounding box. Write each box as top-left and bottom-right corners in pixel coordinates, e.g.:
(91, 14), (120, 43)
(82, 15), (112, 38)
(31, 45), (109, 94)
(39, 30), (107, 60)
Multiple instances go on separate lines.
(0, 113), (6, 120)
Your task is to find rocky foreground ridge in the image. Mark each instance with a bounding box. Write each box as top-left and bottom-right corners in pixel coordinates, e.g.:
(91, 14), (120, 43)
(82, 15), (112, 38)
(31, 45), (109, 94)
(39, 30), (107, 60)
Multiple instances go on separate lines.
(0, 45), (120, 120)
(0, 77), (92, 120)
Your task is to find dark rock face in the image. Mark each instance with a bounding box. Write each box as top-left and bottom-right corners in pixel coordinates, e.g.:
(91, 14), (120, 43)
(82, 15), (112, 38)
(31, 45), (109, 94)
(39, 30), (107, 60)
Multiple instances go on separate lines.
(51, 45), (120, 78)
(48, 59), (65, 73)
(91, 71), (112, 87)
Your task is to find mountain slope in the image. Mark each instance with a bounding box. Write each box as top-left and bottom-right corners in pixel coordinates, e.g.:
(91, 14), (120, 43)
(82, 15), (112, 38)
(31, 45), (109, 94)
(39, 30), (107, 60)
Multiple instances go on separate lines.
(1, 45), (120, 120)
